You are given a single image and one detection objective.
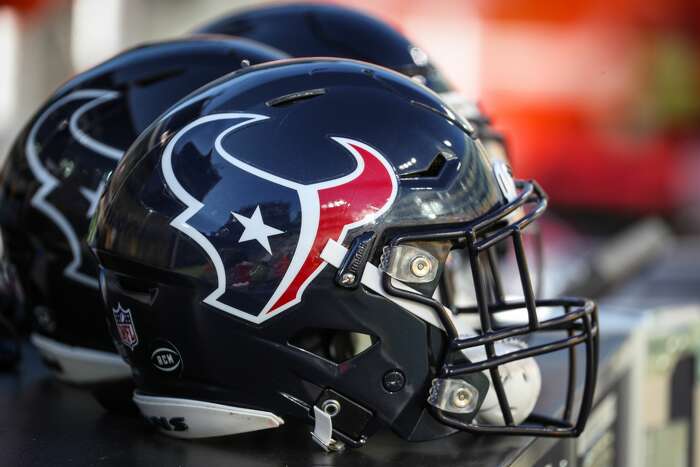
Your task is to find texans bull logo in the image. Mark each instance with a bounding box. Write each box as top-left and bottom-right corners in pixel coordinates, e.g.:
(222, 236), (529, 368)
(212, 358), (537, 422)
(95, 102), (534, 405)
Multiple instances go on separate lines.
(162, 113), (398, 323)
(26, 89), (123, 288)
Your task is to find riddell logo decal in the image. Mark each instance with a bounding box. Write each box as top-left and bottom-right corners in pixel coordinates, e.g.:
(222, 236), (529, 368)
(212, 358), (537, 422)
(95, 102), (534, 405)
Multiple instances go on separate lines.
(161, 113), (398, 324)
(113, 303), (138, 350)
(151, 341), (182, 374)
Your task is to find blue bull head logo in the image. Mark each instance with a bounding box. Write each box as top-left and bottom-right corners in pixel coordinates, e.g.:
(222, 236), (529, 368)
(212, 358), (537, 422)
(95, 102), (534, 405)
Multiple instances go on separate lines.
(162, 113), (398, 323)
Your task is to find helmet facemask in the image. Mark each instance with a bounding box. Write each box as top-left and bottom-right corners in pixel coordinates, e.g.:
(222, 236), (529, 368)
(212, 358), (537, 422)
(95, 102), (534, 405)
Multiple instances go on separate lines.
(374, 179), (599, 437)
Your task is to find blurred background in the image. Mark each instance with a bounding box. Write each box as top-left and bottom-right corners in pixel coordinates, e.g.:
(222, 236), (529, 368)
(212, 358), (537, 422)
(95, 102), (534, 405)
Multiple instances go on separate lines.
(0, 3), (699, 464)
(0, 0), (699, 231)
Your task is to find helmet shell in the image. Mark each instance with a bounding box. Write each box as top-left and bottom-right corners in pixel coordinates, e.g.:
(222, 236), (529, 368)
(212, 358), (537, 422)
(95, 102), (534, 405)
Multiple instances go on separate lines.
(94, 59), (506, 440)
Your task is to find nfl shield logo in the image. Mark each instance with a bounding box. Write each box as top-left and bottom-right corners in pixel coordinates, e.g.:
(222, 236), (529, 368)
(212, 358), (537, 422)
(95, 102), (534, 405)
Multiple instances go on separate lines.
(113, 303), (138, 350)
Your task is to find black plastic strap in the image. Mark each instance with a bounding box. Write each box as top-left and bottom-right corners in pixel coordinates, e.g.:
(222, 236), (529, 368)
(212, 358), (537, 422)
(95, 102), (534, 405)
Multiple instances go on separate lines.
(334, 231), (376, 289)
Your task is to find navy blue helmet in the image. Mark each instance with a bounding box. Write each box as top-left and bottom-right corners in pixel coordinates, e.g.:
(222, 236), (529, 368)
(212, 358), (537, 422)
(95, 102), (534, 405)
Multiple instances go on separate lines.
(194, 2), (508, 160)
(0, 37), (287, 403)
(93, 59), (598, 448)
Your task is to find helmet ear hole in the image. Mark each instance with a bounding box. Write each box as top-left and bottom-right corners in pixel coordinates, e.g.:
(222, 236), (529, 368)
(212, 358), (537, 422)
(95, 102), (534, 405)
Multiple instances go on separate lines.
(328, 331), (354, 363)
(288, 328), (376, 364)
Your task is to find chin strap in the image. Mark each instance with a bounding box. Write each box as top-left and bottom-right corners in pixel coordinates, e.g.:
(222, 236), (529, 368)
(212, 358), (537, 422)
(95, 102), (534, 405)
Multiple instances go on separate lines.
(310, 406), (345, 452)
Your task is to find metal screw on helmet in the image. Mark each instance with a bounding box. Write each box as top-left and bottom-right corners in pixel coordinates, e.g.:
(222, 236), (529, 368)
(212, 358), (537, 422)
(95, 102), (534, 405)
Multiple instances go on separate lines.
(321, 399), (341, 417)
(409, 255), (432, 278)
(240, 59), (251, 68)
(383, 369), (406, 392)
(452, 386), (477, 410)
(340, 272), (356, 285)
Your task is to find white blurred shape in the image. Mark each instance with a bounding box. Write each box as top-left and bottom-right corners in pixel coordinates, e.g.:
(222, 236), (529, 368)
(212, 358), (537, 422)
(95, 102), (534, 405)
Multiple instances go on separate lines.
(0, 7), (19, 129)
(462, 341), (542, 425)
(402, 7), (481, 100)
(71, 0), (124, 71)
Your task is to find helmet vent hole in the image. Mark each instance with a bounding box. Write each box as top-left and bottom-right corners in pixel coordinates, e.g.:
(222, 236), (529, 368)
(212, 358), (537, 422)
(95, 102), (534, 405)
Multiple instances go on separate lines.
(266, 88), (326, 107)
(399, 153), (448, 179)
(288, 328), (376, 364)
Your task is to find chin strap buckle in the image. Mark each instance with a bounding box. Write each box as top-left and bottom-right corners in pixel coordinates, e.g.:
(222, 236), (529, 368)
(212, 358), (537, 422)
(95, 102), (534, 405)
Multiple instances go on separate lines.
(310, 406), (346, 452)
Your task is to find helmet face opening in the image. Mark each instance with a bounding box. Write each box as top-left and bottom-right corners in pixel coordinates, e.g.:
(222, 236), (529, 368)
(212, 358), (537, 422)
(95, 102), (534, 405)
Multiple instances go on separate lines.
(379, 180), (599, 437)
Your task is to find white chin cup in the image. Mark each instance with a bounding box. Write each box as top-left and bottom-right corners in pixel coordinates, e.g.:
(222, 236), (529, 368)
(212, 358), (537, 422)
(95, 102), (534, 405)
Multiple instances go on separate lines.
(133, 393), (284, 439)
(461, 341), (542, 425)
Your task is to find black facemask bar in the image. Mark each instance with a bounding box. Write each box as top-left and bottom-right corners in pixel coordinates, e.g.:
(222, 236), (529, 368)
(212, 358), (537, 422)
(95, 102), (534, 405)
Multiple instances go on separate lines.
(381, 180), (599, 437)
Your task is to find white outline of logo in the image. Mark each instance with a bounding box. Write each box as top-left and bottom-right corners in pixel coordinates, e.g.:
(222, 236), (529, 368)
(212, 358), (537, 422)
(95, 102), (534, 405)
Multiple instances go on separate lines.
(26, 89), (122, 288)
(161, 113), (398, 323)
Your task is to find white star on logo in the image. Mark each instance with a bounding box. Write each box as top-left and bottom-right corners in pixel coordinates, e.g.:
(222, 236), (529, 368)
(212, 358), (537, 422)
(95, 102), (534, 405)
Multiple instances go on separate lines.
(231, 205), (284, 255)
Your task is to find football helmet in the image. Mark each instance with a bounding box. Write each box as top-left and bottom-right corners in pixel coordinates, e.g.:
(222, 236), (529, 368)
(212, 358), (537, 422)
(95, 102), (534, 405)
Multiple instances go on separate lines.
(0, 38), (287, 393)
(193, 2), (507, 159)
(92, 59), (598, 448)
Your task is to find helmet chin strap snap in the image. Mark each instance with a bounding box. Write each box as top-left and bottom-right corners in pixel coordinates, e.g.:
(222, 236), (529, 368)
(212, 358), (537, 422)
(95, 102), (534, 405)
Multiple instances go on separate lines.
(311, 405), (345, 452)
(427, 377), (486, 418)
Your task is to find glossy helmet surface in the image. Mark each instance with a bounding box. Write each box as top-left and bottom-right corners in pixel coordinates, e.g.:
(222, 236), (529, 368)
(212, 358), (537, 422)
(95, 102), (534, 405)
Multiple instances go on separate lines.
(93, 59), (598, 447)
(193, 2), (507, 156)
(0, 37), (287, 387)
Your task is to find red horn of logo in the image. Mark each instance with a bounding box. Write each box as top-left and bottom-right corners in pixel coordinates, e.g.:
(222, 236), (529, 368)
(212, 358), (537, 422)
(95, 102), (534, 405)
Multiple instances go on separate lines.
(266, 138), (397, 314)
